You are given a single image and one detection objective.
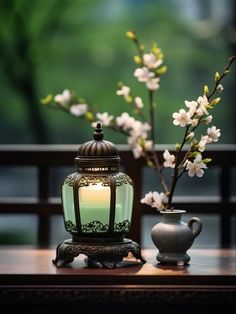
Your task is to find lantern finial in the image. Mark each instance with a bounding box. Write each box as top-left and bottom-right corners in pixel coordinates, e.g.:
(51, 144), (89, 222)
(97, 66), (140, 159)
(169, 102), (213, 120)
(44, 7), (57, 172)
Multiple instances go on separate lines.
(93, 123), (104, 141)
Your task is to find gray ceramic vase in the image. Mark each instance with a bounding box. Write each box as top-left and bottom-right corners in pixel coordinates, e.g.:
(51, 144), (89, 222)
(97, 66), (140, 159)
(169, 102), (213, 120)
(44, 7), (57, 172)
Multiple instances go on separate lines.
(151, 210), (202, 265)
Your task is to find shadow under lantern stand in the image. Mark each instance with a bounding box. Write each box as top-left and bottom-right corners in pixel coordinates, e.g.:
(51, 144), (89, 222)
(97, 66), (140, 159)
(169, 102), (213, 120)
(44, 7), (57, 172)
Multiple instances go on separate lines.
(53, 123), (146, 268)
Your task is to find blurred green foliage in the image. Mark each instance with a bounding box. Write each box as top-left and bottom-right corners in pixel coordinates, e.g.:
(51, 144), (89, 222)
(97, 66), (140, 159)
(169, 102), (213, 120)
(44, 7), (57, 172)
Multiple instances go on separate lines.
(0, 0), (235, 144)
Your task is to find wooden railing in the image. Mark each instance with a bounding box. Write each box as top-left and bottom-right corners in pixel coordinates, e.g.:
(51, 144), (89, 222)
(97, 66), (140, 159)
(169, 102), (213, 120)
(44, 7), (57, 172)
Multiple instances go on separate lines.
(0, 144), (235, 247)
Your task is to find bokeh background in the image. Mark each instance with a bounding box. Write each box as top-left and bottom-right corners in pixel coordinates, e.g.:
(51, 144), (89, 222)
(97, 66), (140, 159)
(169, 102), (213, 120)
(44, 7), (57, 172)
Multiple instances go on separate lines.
(0, 0), (235, 144)
(0, 0), (235, 247)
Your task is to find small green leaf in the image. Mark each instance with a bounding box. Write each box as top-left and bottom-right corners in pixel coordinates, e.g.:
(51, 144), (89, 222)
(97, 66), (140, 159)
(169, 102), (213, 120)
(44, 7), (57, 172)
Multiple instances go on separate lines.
(189, 151), (200, 158)
(203, 158), (212, 164)
(203, 85), (209, 96)
(156, 66), (167, 75)
(175, 143), (180, 151)
(133, 55), (142, 64)
(140, 44), (145, 51)
(85, 112), (94, 122)
(210, 97), (221, 106)
(40, 94), (53, 105)
(214, 72), (220, 82)
(125, 95), (133, 103)
(126, 31), (136, 40)
(147, 160), (154, 168)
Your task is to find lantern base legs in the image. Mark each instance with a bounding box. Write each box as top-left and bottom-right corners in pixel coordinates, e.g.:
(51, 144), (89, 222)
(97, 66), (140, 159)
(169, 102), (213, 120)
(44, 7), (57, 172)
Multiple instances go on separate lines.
(52, 238), (146, 269)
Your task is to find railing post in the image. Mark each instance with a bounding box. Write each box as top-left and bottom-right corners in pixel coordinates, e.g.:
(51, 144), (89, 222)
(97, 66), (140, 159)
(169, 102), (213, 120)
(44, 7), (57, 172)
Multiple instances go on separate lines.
(38, 166), (50, 247)
(219, 166), (231, 247)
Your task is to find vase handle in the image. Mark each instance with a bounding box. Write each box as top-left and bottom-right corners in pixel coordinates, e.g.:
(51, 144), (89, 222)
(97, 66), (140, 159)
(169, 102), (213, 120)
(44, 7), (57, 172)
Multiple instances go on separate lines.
(188, 217), (202, 238)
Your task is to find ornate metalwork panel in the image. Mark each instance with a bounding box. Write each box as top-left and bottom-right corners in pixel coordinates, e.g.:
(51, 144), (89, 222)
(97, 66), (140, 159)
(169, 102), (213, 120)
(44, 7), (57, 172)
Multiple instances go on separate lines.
(81, 221), (109, 233)
(113, 173), (133, 186)
(65, 220), (77, 233)
(78, 176), (110, 187)
(65, 219), (131, 234)
(114, 220), (131, 232)
(64, 173), (77, 187)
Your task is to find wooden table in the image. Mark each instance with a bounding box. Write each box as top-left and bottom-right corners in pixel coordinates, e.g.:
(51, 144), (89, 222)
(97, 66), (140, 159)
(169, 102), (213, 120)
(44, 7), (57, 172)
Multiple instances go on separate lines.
(0, 247), (235, 312)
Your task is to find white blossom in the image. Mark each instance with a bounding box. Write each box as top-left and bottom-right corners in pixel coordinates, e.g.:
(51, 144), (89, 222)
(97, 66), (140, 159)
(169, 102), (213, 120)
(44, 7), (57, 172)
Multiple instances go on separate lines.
(54, 89), (71, 106)
(96, 112), (114, 126)
(134, 97), (144, 109)
(116, 112), (135, 130)
(127, 136), (136, 146)
(141, 122), (152, 133)
(122, 119), (151, 159)
(116, 85), (131, 97)
(132, 144), (143, 159)
(131, 121), (151, 139)
(191, 119), (199, 127)
(196, 95), (209, 116)
(205, 115), (213, 125)
(186, 154), (207, 177)
(116, 112), (151, 158)
(163, 150), (175, 168)
(141, 192), (153, 206)
(207, 126), (221, 143)
(198, 135), (209, 152)
(172, 109), (192, 127)
(141, 191), (167, 210)
(185, 100), (197, 116)
(69, 104), (88, 116)
(186, 132), (195, 141)
(143, 53), (163, 69)
(216, 84), (224, 93)
(152, 191), (167, 210)
(146, 77), (160, 90)
(198, 95), (208, 106)
(134, 67), (154, 82)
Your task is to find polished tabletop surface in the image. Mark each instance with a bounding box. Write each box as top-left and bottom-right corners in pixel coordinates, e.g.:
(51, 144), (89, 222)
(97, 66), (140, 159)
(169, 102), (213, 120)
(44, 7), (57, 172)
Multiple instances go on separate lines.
(0, 246), (235, 307)
(0, 247), (235, 285)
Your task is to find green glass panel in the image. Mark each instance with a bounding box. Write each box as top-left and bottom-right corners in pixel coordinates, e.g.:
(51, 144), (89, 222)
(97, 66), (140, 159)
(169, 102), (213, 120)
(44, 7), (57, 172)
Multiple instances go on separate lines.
(62, 175), (76, 228)
(115, 180), (133, 225)
(79, 184), (111, 229)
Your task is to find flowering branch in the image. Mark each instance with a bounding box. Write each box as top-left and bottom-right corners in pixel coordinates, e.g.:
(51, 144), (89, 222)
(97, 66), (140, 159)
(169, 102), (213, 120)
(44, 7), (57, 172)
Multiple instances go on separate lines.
(41, 31), (235, 212)
(148, 90), (155, 146)
(166, 56), (235, 209)
(127, 31), (169, 194)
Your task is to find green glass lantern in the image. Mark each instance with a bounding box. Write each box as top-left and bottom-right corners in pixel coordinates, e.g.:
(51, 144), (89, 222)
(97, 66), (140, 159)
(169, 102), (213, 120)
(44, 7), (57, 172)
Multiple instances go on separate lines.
(53, 123), (145, 268)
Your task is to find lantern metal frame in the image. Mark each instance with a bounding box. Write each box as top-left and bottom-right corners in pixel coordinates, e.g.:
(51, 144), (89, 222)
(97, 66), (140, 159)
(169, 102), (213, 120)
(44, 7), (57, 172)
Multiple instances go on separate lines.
(53, 123), (146, 268)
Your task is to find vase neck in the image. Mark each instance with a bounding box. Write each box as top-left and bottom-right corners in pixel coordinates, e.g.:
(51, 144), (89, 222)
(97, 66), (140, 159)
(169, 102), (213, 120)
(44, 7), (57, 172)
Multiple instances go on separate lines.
(162, 212), (183, 223)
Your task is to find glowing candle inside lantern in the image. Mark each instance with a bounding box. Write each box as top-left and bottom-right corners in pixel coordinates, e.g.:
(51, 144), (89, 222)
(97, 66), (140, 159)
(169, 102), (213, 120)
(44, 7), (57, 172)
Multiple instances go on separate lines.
(79, 183), (122, 226)
(80, 183), (110, 205)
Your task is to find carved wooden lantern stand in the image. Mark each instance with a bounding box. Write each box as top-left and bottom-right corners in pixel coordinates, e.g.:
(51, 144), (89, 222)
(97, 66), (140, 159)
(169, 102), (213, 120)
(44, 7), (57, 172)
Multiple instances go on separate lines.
(53, 123), (146, 269)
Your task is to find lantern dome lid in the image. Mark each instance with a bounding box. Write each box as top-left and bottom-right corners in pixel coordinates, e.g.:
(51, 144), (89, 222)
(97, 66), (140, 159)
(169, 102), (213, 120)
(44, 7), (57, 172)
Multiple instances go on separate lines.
(75, 123), (120, 172)
(77, 123), (119, 157)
